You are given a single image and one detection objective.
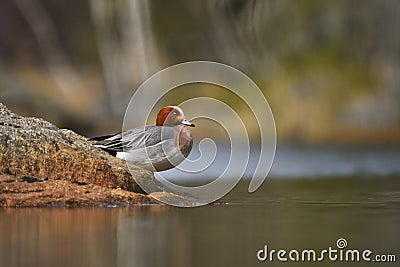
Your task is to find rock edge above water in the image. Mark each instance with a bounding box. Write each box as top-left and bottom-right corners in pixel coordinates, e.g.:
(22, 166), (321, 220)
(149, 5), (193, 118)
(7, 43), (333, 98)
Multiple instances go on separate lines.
(0, 103), (160, 207)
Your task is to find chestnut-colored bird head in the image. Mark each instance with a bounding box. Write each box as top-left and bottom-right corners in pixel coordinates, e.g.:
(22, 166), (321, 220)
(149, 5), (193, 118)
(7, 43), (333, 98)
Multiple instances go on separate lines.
(156, 106), (195, 127)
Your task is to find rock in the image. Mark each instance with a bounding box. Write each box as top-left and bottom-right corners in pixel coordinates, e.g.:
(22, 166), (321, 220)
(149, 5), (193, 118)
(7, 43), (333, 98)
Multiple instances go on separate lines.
(0, 103), (159, 207)
(149, 191), (204, 207)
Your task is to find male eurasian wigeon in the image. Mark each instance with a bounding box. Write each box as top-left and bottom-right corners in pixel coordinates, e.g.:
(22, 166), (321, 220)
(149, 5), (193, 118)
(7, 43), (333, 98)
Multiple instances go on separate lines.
(90, 106), (195, 172)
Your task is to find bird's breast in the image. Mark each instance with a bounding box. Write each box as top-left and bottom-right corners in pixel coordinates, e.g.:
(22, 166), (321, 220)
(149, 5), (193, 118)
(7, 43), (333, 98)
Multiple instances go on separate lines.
(175, 127), (193, 157)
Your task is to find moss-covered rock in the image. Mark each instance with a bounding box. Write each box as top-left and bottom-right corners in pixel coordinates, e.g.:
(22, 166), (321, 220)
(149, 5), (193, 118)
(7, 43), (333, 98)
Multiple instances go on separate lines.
(0, 103), (159, 207)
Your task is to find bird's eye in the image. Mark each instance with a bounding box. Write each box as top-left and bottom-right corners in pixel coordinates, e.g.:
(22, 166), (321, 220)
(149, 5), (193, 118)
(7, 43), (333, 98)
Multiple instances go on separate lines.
(172, 111), (178, 115)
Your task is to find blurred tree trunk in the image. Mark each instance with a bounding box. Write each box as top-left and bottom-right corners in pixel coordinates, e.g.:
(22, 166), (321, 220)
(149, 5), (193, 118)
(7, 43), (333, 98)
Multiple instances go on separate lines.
(14, 0), (83, 101)
(188, 0), (275, 74)
(89, 0), (161, 117)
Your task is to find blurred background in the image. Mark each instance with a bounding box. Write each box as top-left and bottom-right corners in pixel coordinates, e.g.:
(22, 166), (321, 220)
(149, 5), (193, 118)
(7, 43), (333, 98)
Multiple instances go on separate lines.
(1, 0), (399, 146)
(1, 2), (400, 267)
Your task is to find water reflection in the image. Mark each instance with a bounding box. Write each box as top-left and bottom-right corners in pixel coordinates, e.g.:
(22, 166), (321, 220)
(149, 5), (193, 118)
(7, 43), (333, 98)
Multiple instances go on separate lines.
(0, 178), (399, 267)
(117, 207), (190, 267)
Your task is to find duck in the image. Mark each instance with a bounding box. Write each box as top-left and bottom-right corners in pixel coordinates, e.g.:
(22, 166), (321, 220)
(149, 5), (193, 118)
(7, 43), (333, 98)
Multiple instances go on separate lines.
(90, 106), (195, 172)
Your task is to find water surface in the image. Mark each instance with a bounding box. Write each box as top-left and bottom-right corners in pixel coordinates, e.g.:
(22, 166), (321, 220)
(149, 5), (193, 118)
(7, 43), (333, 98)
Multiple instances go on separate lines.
(1, 177), (399, 267)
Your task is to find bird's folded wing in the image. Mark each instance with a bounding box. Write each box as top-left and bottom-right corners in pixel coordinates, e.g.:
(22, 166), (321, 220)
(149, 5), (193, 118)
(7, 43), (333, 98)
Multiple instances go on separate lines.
(92, 126), (175, 152)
